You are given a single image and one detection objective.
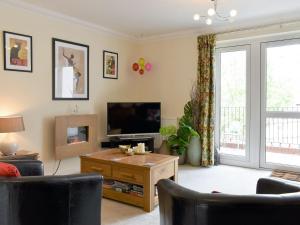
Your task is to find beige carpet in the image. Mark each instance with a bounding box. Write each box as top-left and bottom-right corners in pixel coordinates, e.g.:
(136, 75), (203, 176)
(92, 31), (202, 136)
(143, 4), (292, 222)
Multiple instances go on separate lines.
(102, 165), (270, 225)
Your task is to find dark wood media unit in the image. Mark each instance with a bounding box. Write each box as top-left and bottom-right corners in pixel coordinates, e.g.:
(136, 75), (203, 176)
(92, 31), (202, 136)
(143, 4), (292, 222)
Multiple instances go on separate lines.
(101, 136), (155, 151)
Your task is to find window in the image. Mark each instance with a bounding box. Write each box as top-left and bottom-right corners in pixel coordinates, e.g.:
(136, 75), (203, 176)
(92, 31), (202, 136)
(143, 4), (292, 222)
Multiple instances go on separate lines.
(216, 35), (300, 172)
(261, 39), (300, 169)
(216, 45), (250, 163)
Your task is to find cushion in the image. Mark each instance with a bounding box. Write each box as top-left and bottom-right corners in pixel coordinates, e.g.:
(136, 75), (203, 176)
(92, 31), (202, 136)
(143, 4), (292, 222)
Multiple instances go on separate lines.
(0, 162), (21, 177)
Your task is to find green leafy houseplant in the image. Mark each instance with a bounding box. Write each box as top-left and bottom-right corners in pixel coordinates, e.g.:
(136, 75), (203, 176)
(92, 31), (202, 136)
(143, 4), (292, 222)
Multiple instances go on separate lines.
(167, 121), (199, 156)
(168, 89), (200, 156)
(182, 84), (200, 131)
(159, 125), (177, 155)
(159, 125), (177, 140)
(160, 84), (200, 156)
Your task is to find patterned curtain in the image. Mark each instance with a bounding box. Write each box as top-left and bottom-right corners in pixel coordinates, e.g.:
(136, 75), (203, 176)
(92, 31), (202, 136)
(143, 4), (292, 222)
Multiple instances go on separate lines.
(197, 34), (216, 167)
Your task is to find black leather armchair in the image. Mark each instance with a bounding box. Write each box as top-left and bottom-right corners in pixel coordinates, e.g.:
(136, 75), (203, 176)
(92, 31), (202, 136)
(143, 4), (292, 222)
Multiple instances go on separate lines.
(0, 159), (44, 176)
(157, 178), (300, 225)
(0, 160), (103, 225)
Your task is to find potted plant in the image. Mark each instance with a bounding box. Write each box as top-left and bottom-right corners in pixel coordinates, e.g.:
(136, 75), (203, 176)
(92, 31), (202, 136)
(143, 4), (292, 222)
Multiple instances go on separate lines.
(181, 85), (202, 166)
(159, 125), (177, 155)
(167, 120), (199, 164)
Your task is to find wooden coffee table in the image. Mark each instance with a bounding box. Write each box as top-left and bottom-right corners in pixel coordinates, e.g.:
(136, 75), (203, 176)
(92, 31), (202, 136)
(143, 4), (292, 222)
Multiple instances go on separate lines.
(80, 148), (178, 212)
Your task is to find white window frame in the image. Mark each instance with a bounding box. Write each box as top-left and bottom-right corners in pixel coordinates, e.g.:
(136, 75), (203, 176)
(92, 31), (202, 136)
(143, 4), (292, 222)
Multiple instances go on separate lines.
(215, 45), (252, 167)
(260, 38), (300, 172)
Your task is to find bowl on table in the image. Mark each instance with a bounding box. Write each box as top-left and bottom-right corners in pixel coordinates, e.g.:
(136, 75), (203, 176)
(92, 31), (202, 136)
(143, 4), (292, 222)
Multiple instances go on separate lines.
(118, 145), (131, 153)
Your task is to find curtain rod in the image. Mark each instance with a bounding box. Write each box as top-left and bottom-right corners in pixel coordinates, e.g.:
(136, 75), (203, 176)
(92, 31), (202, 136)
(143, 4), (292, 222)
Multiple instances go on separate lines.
(214, 20), (300, 36)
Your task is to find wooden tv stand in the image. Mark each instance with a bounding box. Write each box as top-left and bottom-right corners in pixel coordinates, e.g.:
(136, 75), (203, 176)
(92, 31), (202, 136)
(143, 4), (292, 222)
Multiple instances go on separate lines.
(80, 149), (178, 212)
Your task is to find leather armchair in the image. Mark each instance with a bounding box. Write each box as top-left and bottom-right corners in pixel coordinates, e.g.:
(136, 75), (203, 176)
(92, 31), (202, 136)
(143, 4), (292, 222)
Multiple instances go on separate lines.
(0, 159), (44, 176)
(157, 178), (300, 225)
(0, 160), (103, 225)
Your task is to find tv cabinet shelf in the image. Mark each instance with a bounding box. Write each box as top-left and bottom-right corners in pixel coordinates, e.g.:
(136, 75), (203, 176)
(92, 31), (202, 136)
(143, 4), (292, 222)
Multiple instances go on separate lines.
(101, 137), (154, 151)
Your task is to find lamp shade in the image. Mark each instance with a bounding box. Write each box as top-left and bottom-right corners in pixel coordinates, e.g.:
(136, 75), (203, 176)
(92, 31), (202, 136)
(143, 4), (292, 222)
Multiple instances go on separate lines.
(0, 116), (25, 133)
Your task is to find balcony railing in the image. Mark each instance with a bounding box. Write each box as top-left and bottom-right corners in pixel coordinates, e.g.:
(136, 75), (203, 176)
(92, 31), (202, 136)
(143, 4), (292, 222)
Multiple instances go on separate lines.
(221, 106), (245, 150)
(220, 107), (300, 155)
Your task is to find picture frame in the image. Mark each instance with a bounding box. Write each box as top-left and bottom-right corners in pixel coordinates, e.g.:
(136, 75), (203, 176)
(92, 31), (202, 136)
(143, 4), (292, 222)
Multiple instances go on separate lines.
(52, 38), (89, 100)
(3, 31), (33, 72)
(103, 50), (118, 79)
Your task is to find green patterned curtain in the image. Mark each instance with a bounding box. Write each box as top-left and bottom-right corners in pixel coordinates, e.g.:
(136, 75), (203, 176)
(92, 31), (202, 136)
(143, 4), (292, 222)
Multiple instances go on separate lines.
(197, 34), (216, 167)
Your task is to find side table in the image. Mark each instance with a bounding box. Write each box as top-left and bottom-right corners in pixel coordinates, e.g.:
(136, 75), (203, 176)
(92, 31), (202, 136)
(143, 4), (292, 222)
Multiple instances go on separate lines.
(0, 150), (39, 160)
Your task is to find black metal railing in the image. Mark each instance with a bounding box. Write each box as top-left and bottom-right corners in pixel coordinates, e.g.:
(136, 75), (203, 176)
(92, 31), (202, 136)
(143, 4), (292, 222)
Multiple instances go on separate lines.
(221, 107), (300, 151)
(221, 107), (245, 148)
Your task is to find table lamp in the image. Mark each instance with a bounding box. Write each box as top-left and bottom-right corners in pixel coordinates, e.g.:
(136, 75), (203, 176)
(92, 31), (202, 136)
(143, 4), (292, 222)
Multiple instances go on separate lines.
(0, 116), (25, 156)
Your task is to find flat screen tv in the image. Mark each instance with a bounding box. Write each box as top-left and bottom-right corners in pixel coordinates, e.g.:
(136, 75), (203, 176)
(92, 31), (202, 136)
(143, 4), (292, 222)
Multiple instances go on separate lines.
(107, 102), (161, 136)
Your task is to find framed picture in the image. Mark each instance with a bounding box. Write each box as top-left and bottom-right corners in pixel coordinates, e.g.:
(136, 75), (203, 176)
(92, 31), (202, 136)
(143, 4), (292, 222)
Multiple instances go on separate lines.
(3, 31), (33, 72)
(103, 50), (118, 79)
(52, 38), (89, 100)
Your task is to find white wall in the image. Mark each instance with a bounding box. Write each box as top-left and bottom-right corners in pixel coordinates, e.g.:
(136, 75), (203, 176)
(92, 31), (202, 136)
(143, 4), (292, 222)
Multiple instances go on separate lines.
(0, 3), (145, 174)
(137, 36), (199, 120)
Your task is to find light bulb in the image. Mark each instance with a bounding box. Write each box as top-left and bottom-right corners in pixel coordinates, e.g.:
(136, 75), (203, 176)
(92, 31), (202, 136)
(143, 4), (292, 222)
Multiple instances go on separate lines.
(207, 8), (216, 16)
(193, 14), (200, 21)
(230, 9), (237, 17)
(205, 18), (212, 25)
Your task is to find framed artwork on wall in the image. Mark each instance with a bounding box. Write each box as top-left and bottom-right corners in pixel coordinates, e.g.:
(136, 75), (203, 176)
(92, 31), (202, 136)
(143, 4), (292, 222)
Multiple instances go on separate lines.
(52, 38), (89, 100)
(103, 50), (118, 79)
(3, 31), (33, 72)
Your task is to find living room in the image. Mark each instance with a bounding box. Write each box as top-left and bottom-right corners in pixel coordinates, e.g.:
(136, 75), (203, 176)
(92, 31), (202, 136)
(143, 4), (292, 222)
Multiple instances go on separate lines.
(0, 1), (300, 225)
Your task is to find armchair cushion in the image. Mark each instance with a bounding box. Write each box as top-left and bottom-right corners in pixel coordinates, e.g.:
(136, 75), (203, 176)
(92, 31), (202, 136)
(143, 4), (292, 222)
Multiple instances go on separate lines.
(0, 162), (21, 177)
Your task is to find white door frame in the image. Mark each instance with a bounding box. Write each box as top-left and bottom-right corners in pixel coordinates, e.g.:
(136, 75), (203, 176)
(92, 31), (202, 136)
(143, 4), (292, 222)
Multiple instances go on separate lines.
(260, 38), (300, 172)
(215, 45), (252, 167)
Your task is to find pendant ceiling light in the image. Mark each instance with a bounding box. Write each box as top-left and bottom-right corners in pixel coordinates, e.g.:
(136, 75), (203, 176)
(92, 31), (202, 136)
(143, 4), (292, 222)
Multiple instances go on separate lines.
(193, 0), (237, 25)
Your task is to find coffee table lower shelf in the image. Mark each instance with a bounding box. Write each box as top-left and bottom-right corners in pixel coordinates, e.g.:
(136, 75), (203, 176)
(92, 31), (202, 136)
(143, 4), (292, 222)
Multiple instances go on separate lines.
(103, 188), (145, 208)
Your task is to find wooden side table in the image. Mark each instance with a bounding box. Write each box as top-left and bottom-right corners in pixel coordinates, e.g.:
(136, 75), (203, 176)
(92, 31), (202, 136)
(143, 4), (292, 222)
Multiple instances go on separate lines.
(0, 150), (39, 160)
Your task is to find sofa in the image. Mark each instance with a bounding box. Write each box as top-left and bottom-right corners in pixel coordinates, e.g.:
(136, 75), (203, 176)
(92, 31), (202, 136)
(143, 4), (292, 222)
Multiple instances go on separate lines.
(157, 178), (300, 225)
(0, 159), (103, 225)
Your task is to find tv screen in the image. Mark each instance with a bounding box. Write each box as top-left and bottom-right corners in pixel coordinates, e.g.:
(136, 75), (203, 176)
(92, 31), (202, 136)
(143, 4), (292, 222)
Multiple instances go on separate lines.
(107, 102), (161, 136)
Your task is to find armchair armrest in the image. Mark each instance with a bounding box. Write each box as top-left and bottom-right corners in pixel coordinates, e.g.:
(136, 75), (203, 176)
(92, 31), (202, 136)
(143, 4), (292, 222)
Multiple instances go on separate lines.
(0, 173), (103, 225)
(256, 178), (300, 194)
(0, 159), (44, 176)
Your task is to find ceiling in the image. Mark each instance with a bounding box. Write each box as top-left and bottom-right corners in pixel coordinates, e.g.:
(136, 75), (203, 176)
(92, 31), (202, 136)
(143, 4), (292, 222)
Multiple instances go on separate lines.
(9, 0), (300, 38)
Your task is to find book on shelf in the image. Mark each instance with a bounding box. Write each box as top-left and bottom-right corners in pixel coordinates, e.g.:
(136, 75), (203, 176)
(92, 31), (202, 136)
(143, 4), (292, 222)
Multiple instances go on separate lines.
(103, 179), (144, 196)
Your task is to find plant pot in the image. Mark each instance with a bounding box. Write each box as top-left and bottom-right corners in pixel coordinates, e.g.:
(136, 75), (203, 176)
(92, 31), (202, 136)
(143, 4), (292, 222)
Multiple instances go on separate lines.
(187, 136), (201, 166)
(159, 140), (171, 155)
(172, 150), (186, 165)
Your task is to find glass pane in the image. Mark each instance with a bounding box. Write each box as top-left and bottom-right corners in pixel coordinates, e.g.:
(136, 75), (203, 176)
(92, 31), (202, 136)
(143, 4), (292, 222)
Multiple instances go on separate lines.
(265, 43), (300, 167)
(220, 50), (247, 156)
(67, 126), (89, 144)
(266, 45), (300, 112)
(266, 118), (300, 167)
